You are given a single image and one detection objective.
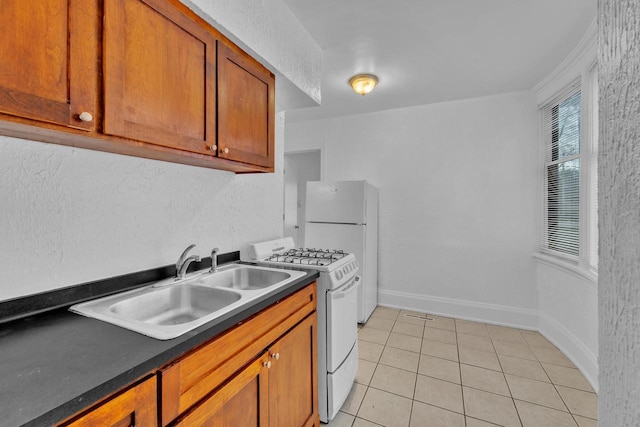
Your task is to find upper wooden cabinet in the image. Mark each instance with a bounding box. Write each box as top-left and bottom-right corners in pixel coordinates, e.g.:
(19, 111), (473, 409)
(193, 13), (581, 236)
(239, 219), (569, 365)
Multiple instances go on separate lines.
(218, 42), (275, 168)
(0, 0), (275, 173)
(103, 0), (216, 156)
(0, 0), (97, 131)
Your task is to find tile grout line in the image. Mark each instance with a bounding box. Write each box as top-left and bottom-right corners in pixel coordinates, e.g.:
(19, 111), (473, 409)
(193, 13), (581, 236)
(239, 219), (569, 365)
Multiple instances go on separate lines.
(405, 315), (415, 427)
(492, 329), (525, 427)
(549, 371), (586, 424)
(453, 319), (470, 426)
(520, 332), (576, 419)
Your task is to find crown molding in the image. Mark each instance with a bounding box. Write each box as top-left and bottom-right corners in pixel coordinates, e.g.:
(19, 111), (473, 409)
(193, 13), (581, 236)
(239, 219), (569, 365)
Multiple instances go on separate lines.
(533, 18), (597, 106)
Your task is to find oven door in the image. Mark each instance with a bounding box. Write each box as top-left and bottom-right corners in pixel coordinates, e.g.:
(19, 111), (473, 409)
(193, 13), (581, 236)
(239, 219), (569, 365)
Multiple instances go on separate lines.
(326, 275), (361, 372)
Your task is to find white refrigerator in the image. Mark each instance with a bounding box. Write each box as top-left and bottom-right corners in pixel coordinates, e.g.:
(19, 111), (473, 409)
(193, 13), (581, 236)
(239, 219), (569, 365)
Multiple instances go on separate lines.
(304, 180), (378, 323)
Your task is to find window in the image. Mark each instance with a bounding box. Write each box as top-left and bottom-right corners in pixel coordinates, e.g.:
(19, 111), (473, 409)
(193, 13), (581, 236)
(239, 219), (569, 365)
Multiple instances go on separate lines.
(543, 86), (581, 257)
(540, 70), (598, 273)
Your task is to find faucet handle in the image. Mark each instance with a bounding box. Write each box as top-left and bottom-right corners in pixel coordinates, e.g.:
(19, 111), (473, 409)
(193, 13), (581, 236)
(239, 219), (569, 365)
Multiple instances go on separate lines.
(210, 247), (220, 273)
(177, 244), (197, 268)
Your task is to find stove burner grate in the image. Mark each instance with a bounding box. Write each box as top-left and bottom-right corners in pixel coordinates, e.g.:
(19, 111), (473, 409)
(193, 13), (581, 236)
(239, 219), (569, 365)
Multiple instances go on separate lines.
(265, 248), (347, 265)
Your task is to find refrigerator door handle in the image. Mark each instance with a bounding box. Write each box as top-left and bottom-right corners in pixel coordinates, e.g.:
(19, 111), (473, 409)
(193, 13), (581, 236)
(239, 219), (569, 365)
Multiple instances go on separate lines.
(306, 221), (364, 226)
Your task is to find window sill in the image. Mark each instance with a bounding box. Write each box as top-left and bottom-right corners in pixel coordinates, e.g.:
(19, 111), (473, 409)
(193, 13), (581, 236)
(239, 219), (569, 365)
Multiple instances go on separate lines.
(533, 252), (598, 287)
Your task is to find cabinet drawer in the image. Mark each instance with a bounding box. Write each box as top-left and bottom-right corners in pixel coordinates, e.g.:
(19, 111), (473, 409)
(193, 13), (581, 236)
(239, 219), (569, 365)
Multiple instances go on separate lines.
(59, 375), (157, 427)
(174, 352), (270, 427)
(161, 282), (316, 425)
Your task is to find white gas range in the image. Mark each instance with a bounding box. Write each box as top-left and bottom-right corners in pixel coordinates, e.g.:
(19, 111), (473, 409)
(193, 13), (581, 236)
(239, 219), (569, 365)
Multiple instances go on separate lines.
(248, 237), (360, 423)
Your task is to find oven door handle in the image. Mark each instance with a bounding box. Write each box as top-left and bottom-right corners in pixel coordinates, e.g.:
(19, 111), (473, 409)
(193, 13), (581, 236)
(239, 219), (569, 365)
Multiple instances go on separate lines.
(334, 275), (361, 299)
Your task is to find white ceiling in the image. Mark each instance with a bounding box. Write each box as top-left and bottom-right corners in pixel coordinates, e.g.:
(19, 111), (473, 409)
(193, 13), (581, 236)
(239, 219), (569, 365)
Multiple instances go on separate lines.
(282, 0), (596, 122)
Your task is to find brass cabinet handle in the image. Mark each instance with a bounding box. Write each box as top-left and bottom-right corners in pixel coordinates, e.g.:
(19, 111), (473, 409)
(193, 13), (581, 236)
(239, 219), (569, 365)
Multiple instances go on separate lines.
(207, 144), (217, 152)
(221, 147), (229, 154)
(271, 352), (280, 360)
(263, 360), (272, 369)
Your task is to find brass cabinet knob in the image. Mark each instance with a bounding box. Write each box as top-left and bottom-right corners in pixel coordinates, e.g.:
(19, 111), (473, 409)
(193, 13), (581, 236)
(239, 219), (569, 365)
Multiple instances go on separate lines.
(78, 112), (93, 122)
(207, 144), (217, 152)
(271, 352), (280, 360)
(262, 360), (272, 369)
(221, 147), (229, 154)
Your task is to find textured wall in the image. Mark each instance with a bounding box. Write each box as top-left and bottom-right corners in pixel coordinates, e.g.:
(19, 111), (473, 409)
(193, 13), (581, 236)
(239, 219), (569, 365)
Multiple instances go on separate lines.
(286, 91), (539, 316)
(598, 1), (640, 425)
(0, 113), (285, 301)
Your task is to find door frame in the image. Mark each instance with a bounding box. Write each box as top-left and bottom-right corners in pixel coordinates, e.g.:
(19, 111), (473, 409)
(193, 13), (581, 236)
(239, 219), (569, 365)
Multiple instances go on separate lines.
(283, 149), (322, 246)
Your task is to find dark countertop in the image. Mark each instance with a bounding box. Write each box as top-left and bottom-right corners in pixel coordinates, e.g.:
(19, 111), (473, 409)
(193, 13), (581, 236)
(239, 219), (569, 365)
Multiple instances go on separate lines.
(0, 266), (318, 427)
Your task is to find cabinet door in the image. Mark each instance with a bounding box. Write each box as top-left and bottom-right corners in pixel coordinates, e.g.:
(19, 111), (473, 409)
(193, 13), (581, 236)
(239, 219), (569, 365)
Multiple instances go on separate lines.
(217, 42), (275, 169)
(175, 353), (269, 427)
(103, 0), (216, 155)
(269, 314), (319, 427)
(0, 0), (97, 130)
(63, 376), (157, 427)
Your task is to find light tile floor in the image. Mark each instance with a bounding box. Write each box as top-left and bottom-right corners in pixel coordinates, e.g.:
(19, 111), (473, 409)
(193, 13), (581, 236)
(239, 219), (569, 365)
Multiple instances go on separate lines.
(327, 306), (598, 427)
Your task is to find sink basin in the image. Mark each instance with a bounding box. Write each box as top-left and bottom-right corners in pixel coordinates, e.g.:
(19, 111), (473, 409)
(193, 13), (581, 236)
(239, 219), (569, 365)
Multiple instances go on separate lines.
(194, 265), (292, 290)
(109, 285), (241, 326)
(69, 263), (306, 340)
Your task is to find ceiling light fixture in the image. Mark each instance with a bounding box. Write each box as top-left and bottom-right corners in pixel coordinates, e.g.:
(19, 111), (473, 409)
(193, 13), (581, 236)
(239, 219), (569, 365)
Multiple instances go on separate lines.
(349, 74), (378, 96)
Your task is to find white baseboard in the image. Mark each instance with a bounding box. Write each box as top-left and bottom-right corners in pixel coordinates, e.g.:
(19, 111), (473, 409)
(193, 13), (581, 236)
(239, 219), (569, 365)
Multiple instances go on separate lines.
(539, 312), (599, 393)
(378, 289), (538, 330)
(378, 289), (599, 392)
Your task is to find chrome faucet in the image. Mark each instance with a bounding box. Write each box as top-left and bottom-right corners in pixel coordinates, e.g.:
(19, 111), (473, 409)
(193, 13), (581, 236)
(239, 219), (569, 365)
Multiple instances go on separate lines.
(176, 244), (200, 280)
(210, 247), (219, 273)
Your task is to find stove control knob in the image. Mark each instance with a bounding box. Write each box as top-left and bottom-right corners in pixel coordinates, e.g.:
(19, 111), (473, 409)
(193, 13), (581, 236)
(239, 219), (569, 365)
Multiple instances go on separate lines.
(336, 270), (343, 280)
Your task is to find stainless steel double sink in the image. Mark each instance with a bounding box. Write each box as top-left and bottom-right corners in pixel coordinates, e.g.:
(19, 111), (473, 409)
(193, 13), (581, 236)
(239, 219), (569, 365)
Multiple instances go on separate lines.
(69, 264), (306, 340)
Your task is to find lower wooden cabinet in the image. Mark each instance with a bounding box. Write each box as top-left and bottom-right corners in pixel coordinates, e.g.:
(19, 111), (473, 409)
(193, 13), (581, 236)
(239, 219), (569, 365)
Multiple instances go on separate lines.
(62, 376), (157, 427)
(160, 283), (317, 426)
(175, 313), (318, 427)
(268, 314), (318, 427)
(174, 353), (270, 427)
(57, 282), (318, 427)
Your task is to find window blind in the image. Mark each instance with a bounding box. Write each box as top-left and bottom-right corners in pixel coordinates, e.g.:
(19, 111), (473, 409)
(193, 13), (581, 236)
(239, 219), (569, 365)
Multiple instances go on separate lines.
(541, 83), (581, 258)
(588, 67), (598, 270)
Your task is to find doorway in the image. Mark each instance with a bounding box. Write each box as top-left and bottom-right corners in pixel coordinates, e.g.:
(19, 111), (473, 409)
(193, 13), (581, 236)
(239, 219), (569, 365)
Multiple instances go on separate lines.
(284, 150), (321, 246)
